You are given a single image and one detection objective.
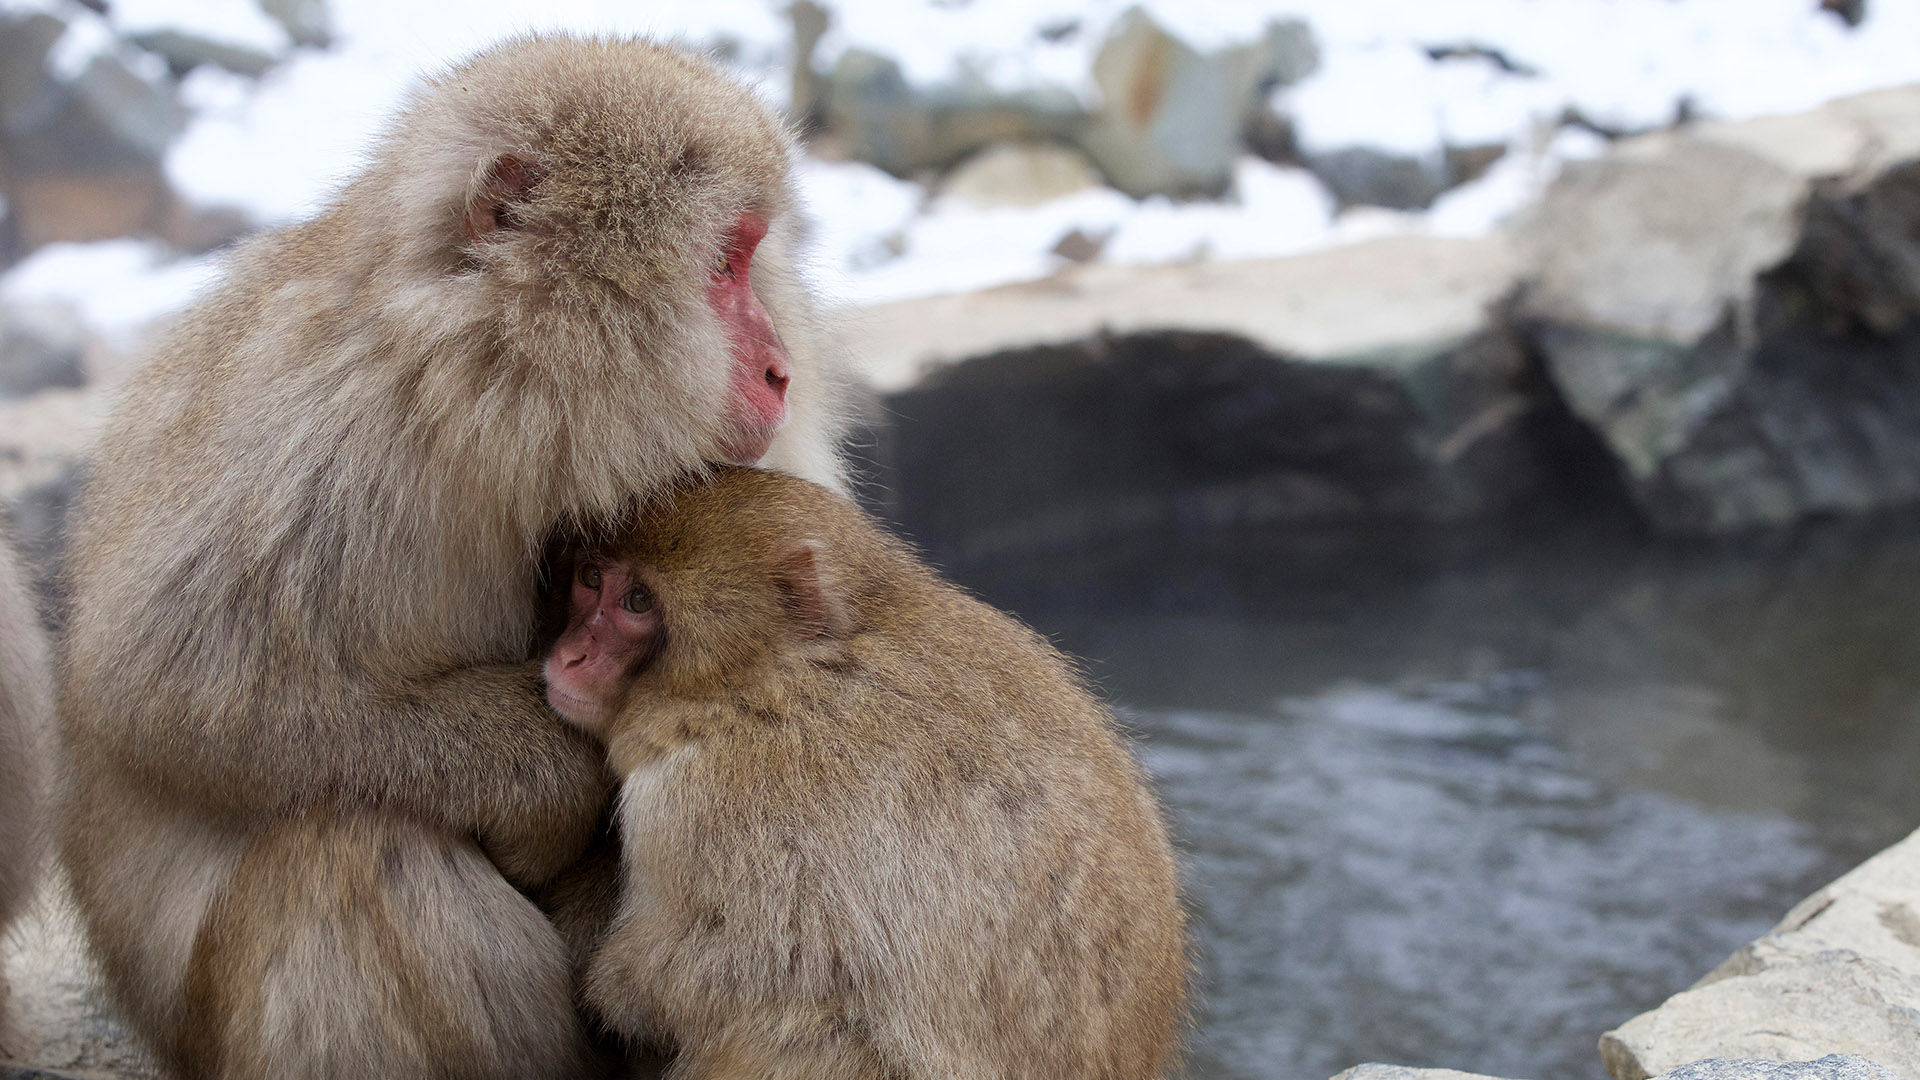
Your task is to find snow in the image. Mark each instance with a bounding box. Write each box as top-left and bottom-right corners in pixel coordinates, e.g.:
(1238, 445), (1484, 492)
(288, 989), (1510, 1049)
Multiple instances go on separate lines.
(108, 0), (291, 53)
(0, 241), (222, 339)
(7, 0), (1920, 321)
(1426, 126), (1610, 239)
(42, 5), (115, 80)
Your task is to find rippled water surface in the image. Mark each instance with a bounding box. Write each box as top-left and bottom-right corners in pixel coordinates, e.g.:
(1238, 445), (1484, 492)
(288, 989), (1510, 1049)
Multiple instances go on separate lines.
(954, 519), (1920, 1080)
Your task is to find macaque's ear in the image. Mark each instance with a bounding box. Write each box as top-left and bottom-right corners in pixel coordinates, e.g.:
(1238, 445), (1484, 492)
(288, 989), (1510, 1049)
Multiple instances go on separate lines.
(464, 152), (545, 242)
(778, 538), (852, 642)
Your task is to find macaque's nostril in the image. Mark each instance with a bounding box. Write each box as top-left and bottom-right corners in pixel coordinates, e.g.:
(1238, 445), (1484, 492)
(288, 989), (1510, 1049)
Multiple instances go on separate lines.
(766, 368), (790, 396)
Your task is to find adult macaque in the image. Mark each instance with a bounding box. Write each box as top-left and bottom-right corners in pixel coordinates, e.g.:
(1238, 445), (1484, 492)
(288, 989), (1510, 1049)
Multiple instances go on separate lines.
(59, 36), (852, 1079)
(544, 467), (1189, 1080)
(0, 530), (50, 1060)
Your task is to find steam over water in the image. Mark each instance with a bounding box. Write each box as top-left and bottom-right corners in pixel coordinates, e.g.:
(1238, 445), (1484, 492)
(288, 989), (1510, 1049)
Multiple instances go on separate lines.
(961, 517), (1920, 1080)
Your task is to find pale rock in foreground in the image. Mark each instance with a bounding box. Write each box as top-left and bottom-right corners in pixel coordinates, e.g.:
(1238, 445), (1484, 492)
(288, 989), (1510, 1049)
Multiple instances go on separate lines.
(1332, 1066), (1531, 1080)
(847, 233), (1519, 393)
(1600, 828), (1920, 1080)
(1651, 1055), (1911, 1080)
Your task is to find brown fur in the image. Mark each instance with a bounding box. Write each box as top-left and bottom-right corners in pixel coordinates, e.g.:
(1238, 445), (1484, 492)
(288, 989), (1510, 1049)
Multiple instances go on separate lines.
(57, 36), (854, 1080)
(575, 468), (1189, 1080)
(0, 526), (51, 1061)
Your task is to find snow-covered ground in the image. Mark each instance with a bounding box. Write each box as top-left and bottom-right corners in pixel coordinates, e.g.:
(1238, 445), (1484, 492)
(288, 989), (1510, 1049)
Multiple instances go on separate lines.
(3, 0), (1919, 330)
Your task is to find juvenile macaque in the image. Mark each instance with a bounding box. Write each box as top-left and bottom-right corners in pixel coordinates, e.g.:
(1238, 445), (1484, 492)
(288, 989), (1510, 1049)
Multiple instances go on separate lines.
(58, 36), (853, 1079)
(545, 467), (1189, 1080)
(0, 530), (50, 1059)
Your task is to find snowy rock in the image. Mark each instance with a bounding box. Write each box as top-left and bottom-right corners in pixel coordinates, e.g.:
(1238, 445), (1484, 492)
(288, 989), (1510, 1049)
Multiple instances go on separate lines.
(847, 235), (1519, 391)
(1518, 84), (1920, 533)
(1820, 0), (1868, 29)
(125, 29), (278, 79)
(1652, 1056), (1909, 1080)
(1308, 146), (1452, 210)
(934, 141), (1103, 208)
(1599, 828), (1920, 1080)
(23, 53), (187, 171)
(870, 329), (1444, 569)
(1077, 10), (1316, 198)
(1303, 143), (1508, 213)
(819, 48), (1086, 179)
(0, 384), (104, 598)
(787, 0), (829, 130)
(1332, 1067), (1531, 1080)
(0, 15), (195, 259)
(0, 14), (67, 134)
(255, 0), (330, 49)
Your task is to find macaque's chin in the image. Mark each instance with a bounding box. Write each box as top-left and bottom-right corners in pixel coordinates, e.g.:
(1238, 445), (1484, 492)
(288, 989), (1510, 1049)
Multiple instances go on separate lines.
(545, 685), (610, 738)
(716, 426), (778, 466)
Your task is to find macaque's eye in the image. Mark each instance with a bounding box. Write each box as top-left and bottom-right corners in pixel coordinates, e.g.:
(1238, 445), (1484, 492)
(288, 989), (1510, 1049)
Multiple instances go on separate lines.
(577, 563), (602, 590)
(715, 251), (734, 279)
(621, 585), (655, 615)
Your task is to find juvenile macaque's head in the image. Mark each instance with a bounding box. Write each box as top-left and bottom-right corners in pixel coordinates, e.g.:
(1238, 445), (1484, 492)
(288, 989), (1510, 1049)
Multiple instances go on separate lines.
(371, 36), (804, 472)
(543, 468), (865, 734)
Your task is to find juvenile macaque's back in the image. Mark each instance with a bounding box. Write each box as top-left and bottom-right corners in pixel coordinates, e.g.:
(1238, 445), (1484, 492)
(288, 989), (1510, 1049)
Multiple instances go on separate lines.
(547, 468), (1189, 1079)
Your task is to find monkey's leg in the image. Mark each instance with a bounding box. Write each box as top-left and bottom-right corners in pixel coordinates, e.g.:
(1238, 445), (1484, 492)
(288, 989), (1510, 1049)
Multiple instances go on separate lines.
(186, 813), (602, 1080)
(528, 831), (681, 1079)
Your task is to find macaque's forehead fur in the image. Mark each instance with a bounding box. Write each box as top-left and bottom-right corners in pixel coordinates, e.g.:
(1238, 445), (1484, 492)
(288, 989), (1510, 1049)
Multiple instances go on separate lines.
(385, 35), (793, 300)
(619, 467), (856, 575)
(605, 469), (887, 680)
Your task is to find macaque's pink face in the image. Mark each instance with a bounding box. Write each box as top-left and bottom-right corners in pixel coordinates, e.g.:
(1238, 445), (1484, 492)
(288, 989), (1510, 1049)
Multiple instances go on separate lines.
(544, 556), (661, 736)
(708, 213), (790, 465)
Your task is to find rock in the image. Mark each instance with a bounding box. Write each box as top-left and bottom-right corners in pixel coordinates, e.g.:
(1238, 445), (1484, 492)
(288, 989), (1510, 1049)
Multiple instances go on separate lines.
(0, 386), (104, 599)
(787, 0), (830, 131)
(126, 29), (278, 78)
(1447, 143), (1509, 187)
(933, 141), (1103, 208)
(864, 320), (1630, 582)
(847, 234), (1521, 391)
(0, 15), (66, 132)
(1306, 143), (1509, 212)
(1244, 100), (1298, 164)
(1600, 828), (1920, 1080)
(0, 305), (92, 398)
(1518, 84), (1920, 533)
(1077, 10), (1317, 198)
(1050, 227), (1107, 263)
(0, 38), (192, 255)
(1336, 1060), (1528, 1068)
(1654, 1056), (1909, 1080)
(851, 239), (1621, 549)
(34, 55), (188, 165)
(1309, 146), (1452, 210)
(819, 49), (1086, 178)
(256, 0), (330, 48)
(1820, 0), (1868, 29)
(2, 171), (174, 254)
(1601, 953), (1920, 1080)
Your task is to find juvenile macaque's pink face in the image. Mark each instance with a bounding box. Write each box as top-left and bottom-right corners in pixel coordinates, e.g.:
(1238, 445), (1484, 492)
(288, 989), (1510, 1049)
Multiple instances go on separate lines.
(543, 557), (661, 736)
(709, 213), (790, 464)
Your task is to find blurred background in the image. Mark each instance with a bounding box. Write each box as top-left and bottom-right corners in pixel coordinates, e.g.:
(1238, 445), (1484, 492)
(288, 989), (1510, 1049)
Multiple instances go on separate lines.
(2, 2), (1920, 1079)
